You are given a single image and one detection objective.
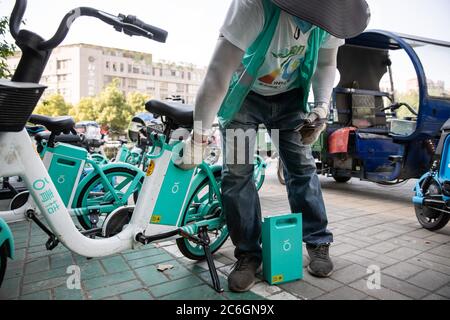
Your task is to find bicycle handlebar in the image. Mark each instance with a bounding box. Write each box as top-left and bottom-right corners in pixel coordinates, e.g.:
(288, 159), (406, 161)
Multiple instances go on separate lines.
(9, 0), (167, 51)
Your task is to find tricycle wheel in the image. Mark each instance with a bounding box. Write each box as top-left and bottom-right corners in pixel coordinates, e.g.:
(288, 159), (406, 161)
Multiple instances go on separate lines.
(415, 205), (450, 231)
(0, 244), (7, 287)
(333, 175), (351, 183)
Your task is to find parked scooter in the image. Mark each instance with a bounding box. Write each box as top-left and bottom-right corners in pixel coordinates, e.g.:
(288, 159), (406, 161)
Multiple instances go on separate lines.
(413, 119), (450, 231)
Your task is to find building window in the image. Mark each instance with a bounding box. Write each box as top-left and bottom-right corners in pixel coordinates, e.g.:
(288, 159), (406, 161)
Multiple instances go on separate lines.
(106, 61), (110, 69)
(113, 63), (117, 72)
(120, 63), (124, 72)
(57, 59), (70, 70)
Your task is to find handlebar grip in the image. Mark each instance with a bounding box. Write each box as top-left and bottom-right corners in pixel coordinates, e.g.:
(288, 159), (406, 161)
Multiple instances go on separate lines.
(10, 0), (27, 39)
(122, 15), (168, 43)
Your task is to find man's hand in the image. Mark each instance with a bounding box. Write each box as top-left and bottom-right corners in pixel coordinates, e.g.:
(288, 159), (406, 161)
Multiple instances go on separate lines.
(301, 103), (329, 145)
(174, 132), (209, 170)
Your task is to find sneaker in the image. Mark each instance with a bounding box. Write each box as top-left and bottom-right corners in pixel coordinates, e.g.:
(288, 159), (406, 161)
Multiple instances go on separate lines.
(228, 255), (261, 293)
(306, 244), (334, 278)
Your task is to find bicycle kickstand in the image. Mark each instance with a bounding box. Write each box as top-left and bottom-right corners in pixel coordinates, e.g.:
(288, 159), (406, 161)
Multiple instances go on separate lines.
(198, 227), (224, 293)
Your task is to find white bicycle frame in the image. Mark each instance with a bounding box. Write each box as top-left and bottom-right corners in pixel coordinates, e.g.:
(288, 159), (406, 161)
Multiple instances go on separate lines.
(0, 129), (179, 257)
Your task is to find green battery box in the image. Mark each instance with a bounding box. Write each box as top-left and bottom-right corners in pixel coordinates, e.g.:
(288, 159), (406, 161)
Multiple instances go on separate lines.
(262, 214), (303, 285)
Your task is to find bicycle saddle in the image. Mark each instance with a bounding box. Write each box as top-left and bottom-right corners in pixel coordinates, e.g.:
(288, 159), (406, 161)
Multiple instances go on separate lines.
(28, 114), (75, 134)
(35, 131), (83, 145)
(145, 100), (193, 127)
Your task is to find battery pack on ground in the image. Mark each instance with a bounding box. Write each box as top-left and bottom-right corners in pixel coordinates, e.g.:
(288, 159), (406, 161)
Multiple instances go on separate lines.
(262, 213), (303, 285)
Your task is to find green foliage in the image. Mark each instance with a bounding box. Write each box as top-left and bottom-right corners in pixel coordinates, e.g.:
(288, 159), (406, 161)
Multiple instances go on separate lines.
(70, 79), (151, 133)
(69, 96), (97, 122)
(127, 91), (149, 115)
(34, 94), (71, 117)
(0, 15), (15, 79)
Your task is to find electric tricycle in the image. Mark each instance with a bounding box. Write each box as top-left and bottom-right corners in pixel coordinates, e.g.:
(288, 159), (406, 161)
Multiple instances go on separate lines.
(0, 0), (227, 292)
(319, 30), (450, 185)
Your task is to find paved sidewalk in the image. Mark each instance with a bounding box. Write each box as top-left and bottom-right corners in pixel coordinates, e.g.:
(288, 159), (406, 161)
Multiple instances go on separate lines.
(1, 161), (449, 300)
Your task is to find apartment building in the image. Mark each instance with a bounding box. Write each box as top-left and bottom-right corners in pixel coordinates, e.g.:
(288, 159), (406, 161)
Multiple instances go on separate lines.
(7, 43), (205, 105)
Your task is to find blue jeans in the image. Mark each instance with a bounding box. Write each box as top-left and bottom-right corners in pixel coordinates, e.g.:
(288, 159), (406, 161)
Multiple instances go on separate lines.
(221, 89), (333, 260)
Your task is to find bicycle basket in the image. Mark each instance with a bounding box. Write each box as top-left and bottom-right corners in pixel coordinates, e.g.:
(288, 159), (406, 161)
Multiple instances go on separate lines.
(0, 80), (47, 132)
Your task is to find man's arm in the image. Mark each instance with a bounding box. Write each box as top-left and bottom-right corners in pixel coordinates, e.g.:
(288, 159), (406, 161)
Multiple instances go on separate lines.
(310, 47), (339, 119)
(193, 36), (245, 137)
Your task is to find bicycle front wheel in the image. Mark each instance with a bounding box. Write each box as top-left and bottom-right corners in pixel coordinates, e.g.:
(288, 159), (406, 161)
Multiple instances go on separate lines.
(176, 170), (229, 260)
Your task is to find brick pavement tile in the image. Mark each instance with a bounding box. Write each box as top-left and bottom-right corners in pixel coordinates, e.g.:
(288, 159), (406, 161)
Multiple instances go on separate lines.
(316, 286), (368, 300)
(87, 280), (143, 300)
(421, 294), (448, 300)
(366, 242), (398, 254)
(372, 231), (399, 241)
(49, 252), (74, 269)
(407, 257), (450, 276)
(135, 266), (169, 287)
(23, 266), (67, 284)
(161, 261), (192, 281)
(123, 248), (165, 261)
(429, 244), (450, 258)
(20, 290), (52, 300)
(385, 247), (422, 261)
(339, 253), (380, 269)
(330, 264), (369, 284)
(160, 284), (226, 300)
(279, 281), (325, 300)
(83, 270), (136, 291)
(436, 285), (450, 299)
(267, 289), (300, 300)
(330, 243), (360, 257)
(379, 275), (429, 299)
(0, 277), (21, 299)
(120, 289), (154, 300)
(22, 276), (68, 295)
(53, 285), (84, 300)
(407, 269), (449, 291)
(349, 279), (412, 300)
(382, 262), (424, 280)
(415, 252), (450, 267)
(302, 271), (343, 292)
(353, 249), (379, 259)
(100, 255), (130, 274)
(425, 233), (450, 244)
(24, 256), (50, 275)
(127, 253), (174, 269)
(250, 282), (282, 298)
(149, 275), (203, 298)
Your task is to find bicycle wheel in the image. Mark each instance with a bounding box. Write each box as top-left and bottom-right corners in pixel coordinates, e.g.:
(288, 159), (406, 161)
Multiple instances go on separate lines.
(177, 170), (229, 260)
(254, 156), (266, 191)
(74, 167), (143, 230)
(0, 244), (7, 287)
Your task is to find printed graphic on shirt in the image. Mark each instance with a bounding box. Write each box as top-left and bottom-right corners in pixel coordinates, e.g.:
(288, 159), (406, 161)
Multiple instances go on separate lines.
(258, 44), (306, 86)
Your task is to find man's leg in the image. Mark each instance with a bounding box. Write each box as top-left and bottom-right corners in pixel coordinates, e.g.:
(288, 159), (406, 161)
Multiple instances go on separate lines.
(271, 128), (334, 277)
(221, 95), (266, 292)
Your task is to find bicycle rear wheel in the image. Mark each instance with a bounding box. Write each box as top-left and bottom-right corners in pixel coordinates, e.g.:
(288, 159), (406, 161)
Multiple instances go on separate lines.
(74, 167), (143, 230)
(177, 171), (229, 260)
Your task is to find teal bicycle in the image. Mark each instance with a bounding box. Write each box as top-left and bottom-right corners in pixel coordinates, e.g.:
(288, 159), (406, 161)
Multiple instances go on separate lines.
(10, 115), (145, 232)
